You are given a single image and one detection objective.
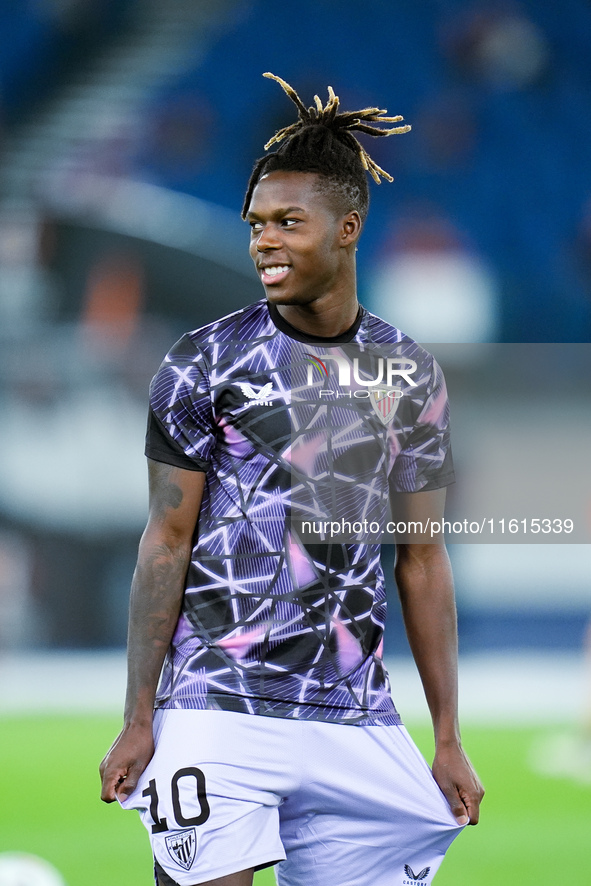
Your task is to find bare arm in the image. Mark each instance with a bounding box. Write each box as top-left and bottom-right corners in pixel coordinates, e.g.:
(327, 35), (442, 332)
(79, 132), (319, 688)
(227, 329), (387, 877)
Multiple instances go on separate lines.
(393, 489), (484, 825)
(99, 459), (205, 802)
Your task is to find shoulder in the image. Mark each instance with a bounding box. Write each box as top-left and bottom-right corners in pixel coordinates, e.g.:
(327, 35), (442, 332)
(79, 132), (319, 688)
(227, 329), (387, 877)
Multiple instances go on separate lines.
(358, 307), (437, 374)
(158, 301), (271, 370)
(183, 300), (271, 349)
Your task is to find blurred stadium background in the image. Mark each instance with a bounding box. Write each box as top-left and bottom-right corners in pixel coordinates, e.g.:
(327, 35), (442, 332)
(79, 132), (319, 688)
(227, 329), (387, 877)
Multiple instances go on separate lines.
(0, 1), (590, 883)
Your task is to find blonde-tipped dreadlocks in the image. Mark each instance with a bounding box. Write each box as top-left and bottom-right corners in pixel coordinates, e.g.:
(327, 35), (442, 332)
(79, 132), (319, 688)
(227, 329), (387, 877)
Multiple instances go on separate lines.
(262, 72), (410, 184)
(242, 73), (411, 221)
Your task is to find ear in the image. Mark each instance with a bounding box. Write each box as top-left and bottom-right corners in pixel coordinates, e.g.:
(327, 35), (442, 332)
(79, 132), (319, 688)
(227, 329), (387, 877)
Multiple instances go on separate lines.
(340, 211), (362, 247)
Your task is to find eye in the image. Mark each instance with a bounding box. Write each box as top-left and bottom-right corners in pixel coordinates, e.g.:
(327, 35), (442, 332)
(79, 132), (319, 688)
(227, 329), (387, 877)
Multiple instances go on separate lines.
(249, 221), (263, 233)
(281, 218), (300, 227)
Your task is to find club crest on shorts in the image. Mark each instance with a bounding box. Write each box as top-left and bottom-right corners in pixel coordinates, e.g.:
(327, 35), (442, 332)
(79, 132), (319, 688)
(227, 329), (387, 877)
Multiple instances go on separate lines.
(165, 829), (197, 871)
(370, 387), (401, 425)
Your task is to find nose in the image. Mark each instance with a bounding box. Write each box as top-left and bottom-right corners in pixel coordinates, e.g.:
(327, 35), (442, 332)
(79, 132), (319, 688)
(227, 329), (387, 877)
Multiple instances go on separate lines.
(255, 223), (281, 252)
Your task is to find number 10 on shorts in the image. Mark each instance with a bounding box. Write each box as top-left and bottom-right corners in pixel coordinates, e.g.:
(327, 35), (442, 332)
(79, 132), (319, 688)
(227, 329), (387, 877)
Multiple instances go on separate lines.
(142, 767), (211, 833)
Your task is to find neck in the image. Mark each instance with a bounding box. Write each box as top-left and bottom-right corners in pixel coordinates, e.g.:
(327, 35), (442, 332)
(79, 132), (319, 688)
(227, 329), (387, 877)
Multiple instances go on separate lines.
(276, 295), (359, 338)
(273, 259), (359, 337)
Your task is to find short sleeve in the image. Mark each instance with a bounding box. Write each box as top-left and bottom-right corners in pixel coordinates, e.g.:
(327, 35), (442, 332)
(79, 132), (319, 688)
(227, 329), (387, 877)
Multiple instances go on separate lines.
(144, 335), (216, 472)
(389, 358), (455, 493)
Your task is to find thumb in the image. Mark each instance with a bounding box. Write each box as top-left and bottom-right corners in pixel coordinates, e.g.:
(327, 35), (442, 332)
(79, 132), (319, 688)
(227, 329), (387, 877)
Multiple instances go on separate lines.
(101, 766), (129, 804)
(453, 808), (469, 826)
(443, 788), (469, 826)
(117, 762), (143, 798)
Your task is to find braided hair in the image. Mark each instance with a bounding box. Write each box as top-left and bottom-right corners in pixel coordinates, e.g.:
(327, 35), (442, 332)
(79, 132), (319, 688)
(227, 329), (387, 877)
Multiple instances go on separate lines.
(242, 73), (411, 222)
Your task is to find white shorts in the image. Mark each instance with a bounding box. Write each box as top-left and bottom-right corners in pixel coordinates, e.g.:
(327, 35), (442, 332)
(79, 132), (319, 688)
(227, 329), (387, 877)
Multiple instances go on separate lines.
(119, 709), (464, 886)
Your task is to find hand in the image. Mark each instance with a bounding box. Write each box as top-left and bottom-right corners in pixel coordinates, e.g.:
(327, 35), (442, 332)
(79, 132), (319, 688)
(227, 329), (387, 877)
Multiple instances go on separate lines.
(432, 742), (484, 825)
(99, 722), (155, 803)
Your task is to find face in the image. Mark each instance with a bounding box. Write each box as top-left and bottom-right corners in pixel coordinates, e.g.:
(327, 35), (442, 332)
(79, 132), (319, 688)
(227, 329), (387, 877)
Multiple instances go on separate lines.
(246, 171), (359, 307)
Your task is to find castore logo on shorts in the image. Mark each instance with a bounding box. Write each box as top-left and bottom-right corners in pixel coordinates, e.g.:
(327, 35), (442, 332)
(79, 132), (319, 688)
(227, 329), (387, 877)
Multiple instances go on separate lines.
(403, 864), (431, 884)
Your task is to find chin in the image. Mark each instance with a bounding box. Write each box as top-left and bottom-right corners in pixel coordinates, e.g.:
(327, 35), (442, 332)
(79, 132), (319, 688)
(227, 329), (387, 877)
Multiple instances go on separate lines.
(264, 288), (315, 307)
(264, 290), (300, 305)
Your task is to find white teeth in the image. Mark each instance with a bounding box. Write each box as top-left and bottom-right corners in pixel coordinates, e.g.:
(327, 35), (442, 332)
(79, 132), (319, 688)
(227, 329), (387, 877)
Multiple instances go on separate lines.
(264, 265), (289, 276)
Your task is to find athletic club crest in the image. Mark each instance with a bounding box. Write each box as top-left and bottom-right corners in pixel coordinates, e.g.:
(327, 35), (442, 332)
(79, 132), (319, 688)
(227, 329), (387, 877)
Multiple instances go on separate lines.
(370, 387), (401, 425)
(165, 829), (197, 870)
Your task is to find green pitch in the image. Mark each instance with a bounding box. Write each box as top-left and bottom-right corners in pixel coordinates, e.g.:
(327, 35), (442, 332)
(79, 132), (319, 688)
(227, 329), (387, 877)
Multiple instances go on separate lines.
(1, 715), (589, 885)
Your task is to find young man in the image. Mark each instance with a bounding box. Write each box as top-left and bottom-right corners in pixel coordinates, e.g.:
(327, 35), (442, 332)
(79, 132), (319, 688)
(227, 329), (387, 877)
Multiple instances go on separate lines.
(100, 73), (483, 886)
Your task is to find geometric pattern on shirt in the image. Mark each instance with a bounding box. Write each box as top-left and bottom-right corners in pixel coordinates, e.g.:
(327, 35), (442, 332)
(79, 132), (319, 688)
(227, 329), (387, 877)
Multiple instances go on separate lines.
(147, 301), (453, 725)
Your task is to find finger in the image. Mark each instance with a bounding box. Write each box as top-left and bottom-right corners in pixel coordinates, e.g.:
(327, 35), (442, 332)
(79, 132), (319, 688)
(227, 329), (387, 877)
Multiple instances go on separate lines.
(101, 772), (123, 803)
(441, 784), (469, 826)
(100, 760), (131, 803)
(457, 779), (485, 825)
(462, 791), (482, 825)
(453, 805), (469, 827)
(117, 761), (143, 798)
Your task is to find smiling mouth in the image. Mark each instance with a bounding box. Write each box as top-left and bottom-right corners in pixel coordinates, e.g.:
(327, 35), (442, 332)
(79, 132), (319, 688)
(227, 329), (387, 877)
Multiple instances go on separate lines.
(260, 265), (291, 285)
